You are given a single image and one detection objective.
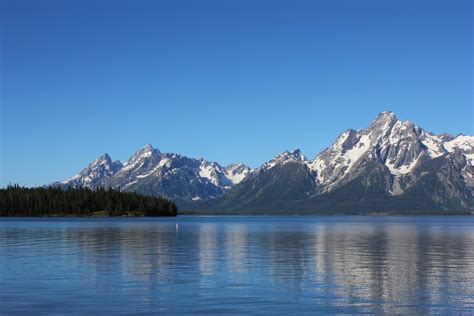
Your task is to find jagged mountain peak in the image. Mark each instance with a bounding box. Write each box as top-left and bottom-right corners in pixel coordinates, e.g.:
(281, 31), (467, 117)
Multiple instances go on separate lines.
(371, 111), (398, 124)
(223, 163), (251, 185)
(369, 111), (398, 131)
(138, 143), (159, 155)
(56, 152), (122, 188)
(366, 111), (401, 142)
(52, 111), (473, 212)
(331, 129), (360, 151)
(290, 148), (303, 155)
(81, 152), (122, 175)
(308, 112), (473, 195)
(123, 143), (161, 167)
(257, 149), (307, 173)
(90, 153), (112, 166)
(276, 149), (306, 162)
(197, 160), (253, 188)
(438, 133), (456, 142)
(225, 162), (246, 169)
(225, 162), (251, 175)
(200, 112), (473, 213)
(55, 144), (253, 201)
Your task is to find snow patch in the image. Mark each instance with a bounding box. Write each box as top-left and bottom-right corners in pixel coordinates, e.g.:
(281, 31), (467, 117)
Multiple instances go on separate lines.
(224, 170), (249, 184)
(344, 133), (370, 170)
(389, 177), (404, 195)
(444, 135), (474, 152)
(421, 133), (444, 158)
(199, 163), (220, 185)
(308, 157), (326, 182)
(122, 180), (138, 189)
(465, 153), (474, 165)
(136, 158), (169, 178)
(333, 131), (349, 149)
(386, 153), (421, 175)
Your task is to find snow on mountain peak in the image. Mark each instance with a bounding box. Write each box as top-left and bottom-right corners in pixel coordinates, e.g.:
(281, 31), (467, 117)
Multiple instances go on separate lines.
(444, 134), (474, 164)
(309, 111), (471, 188)
(198, 160), (252, 188)
(91, 153), (112, 166)
(53, 111), (473, 202)
(138, 143), (159, 155)
(143, 143), (154, 150)
(373, 111), (397, 123)
(420, 131), (445, 159)
(368, 111), (400, 140)
(60, 152), (122, 187)
(224, 163), (251, 185)
(445, 135), (474, 152)
(257, 149), (307, 172)
(123, 143), (161, 167)
(278, 149), (306, 162)
(332, 129), (359, 150)
(198, 160), (224, 186)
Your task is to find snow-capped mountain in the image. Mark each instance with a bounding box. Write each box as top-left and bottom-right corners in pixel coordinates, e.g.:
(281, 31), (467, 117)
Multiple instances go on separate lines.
(223, 163), (252, 186)
(52, 111), (473, 213)
(256, 149), (306, 173)
(196, 112), (473, 213)
(307, 111), (473, 194)
(58, 153), (123, 188)
(52, 144), (251, 201)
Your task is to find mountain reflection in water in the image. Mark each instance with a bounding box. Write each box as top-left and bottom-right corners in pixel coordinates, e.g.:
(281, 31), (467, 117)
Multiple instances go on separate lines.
(1, 216), (473, 315)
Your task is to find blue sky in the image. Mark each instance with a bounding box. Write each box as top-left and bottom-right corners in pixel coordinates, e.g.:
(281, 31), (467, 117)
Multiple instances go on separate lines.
(1, 0), (472, 187)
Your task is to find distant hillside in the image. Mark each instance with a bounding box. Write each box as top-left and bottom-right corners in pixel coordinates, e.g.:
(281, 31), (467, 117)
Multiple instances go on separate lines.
(0, 185), (177, 217)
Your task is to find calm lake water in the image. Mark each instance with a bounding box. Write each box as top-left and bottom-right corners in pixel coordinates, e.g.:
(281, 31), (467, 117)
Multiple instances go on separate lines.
(1, 216), (473, 315)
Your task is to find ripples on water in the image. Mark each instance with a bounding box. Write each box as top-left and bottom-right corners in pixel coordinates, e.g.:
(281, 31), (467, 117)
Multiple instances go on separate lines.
(1, 216), (473, 315)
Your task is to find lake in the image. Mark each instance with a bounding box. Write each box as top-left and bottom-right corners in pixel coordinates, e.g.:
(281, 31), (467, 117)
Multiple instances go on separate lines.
(1, 216), (473, 315)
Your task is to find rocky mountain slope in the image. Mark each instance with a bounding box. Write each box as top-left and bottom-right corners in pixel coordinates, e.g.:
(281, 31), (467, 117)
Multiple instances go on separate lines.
(52, 144), (251, 201)
(192, 112), (473, 214)
(52, 111), (473, 213)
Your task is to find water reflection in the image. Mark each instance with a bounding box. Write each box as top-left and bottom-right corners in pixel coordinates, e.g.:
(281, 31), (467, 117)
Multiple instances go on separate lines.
(0, 217), (473, 314)
(225, 224), (247, 275)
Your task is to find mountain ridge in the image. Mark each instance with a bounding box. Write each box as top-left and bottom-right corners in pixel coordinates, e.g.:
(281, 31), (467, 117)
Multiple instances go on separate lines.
(52, 144), (252, 201)
(189, 111), (473, 213)
(52, 111), (473, 213)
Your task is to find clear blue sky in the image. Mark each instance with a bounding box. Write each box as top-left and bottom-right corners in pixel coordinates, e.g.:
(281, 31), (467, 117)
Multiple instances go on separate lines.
(1, 0), (472, 187)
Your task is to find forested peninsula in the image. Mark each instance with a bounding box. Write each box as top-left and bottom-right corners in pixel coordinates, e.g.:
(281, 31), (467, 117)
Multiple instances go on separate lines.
(0, 185), (177, 217)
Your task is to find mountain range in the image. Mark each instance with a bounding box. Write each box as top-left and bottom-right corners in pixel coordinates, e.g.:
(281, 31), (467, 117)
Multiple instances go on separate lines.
(53, 112), (474, 214)
(52, 144), (251, 202)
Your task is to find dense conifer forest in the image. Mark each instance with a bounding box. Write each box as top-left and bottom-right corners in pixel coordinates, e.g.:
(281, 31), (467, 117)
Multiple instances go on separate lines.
(0, 185), (177, 216)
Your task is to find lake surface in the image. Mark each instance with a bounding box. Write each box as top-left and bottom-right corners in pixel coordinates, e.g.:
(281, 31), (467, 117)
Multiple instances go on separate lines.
(1, 216), (473, 315)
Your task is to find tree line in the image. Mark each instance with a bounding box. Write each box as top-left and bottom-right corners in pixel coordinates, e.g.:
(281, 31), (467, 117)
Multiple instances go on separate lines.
(0, 185), (177, 216)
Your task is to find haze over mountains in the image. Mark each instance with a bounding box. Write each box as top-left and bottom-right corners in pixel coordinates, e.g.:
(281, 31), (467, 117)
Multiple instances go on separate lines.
(53, 112), (474, 214)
